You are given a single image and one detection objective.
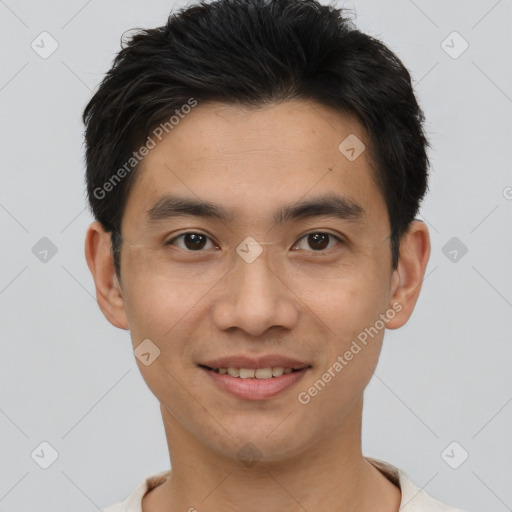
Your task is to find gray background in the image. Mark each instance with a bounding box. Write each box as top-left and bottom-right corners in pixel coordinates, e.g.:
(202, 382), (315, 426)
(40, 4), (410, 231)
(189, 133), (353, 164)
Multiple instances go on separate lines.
(0, 0), (511, 511)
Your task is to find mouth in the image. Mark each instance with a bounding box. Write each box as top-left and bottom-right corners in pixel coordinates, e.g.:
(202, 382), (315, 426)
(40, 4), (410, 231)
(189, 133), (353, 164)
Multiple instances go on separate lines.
(199, 364), (311, 400)
(200, 365), (306, 378)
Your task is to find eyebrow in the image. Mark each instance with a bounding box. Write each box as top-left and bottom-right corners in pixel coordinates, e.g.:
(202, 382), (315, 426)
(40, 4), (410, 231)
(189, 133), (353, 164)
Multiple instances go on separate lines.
(145, 193), (366, 226)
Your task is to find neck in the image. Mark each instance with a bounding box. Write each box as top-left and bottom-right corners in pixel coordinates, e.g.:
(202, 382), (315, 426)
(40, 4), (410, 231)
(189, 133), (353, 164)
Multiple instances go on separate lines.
(142, 397), (401, 512)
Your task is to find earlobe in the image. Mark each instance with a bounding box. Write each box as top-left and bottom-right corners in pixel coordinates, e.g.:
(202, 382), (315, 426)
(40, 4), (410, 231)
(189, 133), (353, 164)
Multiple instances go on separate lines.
(385, 221), (431, 330)
(84, 221), (129, 330)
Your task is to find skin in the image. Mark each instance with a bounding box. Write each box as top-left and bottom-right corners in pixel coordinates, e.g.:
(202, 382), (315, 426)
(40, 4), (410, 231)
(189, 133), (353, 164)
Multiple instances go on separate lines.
(85, 99), (430, 512)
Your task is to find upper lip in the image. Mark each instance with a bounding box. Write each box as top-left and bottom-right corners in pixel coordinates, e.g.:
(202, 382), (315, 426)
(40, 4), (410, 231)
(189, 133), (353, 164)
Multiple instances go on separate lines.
(200, 355), (311, 370)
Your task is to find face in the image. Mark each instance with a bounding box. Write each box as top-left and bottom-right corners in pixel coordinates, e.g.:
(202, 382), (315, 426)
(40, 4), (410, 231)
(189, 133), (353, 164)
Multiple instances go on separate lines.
(96, 100), (411, 462)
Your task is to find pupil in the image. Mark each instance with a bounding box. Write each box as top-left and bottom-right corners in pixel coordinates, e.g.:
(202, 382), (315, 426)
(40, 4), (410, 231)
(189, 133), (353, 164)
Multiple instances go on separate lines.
(308, 233), (329, 250)
(185, 233), (206, 250)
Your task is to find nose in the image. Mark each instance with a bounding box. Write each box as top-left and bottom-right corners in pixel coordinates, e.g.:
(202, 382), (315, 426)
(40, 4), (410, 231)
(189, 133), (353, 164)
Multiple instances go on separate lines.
(212, 249), (299, 337)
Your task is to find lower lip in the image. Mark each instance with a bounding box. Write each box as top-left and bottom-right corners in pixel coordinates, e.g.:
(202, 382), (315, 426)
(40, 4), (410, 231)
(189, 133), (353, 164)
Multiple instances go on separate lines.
(201, 367), (310, 400)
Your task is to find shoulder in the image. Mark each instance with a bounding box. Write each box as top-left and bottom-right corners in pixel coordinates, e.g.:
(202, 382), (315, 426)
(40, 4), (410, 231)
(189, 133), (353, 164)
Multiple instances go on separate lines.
(103, 504), (125, 512)
(366, 457), (466, 512)
(102, 470), (171, 512)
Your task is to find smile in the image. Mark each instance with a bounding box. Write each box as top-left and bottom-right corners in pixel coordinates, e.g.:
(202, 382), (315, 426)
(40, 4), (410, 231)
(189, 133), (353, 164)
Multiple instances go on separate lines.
(200, 365), (311, 400)
(206, 366), (299, 379)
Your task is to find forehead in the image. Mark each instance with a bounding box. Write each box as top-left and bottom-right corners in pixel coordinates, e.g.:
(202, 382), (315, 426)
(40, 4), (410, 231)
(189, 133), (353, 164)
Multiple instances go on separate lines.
(121, 99), (387, 235)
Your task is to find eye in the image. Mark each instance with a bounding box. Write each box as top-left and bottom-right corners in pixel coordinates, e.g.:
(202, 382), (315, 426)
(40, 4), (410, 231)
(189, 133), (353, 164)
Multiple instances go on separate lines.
(292, 232), (343, 251)
(166, 231), (342, 252)
(166, 232), (217, 251)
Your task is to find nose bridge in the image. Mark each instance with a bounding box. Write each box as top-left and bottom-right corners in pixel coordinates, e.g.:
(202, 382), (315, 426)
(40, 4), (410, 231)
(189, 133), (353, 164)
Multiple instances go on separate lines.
(237, 248), (277, 296)
(212, 245), (298, 335)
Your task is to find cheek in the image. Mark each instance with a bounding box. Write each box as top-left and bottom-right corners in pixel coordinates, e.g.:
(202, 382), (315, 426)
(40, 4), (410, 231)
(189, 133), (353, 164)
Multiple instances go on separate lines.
(123, 278), (210, 407)
(296, 263), (389, 400)
(122, 270), (208, 352)
(301, 265), (388, 340)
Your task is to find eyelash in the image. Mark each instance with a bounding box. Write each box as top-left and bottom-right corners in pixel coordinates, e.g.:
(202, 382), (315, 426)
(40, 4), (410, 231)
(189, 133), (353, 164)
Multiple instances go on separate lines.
(165, 231), (344, 252)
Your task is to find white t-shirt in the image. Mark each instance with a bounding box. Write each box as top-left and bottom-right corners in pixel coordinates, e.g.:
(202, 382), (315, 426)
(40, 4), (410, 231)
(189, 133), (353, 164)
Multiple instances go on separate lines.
(103, 457), (466, 511)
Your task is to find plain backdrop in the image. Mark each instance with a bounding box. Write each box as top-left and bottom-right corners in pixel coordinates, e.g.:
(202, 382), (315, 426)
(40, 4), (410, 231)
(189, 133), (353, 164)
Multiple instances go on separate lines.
(1, 1), (511, 511)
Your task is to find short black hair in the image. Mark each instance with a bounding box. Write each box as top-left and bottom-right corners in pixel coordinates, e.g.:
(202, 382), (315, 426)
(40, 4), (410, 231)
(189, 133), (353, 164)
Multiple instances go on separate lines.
(83, 0), (429, 281)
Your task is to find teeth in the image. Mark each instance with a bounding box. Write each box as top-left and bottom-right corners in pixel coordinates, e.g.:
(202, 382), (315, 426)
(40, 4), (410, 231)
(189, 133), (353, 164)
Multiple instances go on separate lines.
(272, 367), (284, 377)
(214, 366), (300, 378)
(227, 367), (240, 377)
(239, 368), (255, 379)
(255, 368), (273, 379)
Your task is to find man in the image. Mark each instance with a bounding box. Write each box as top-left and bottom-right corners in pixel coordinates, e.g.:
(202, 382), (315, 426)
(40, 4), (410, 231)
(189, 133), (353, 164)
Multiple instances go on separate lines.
(83, 0), (465, 510)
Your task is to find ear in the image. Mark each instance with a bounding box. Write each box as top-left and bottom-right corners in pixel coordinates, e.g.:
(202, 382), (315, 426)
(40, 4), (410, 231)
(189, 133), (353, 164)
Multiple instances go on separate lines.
(84, 221), (129, 330)
(385, 220), (431, 329)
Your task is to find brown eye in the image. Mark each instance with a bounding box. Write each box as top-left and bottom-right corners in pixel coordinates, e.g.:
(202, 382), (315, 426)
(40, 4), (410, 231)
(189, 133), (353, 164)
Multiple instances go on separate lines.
(167, 232), (215, 251)
(307, 233), (329, 250)
(183, 233), (207, 250)
(293, 232), (342, 251)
